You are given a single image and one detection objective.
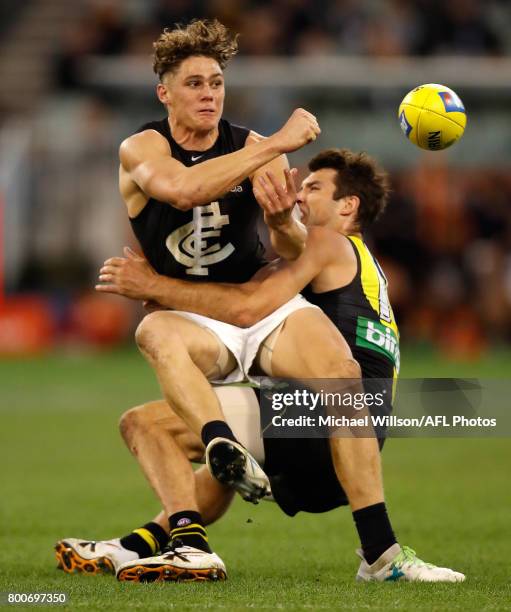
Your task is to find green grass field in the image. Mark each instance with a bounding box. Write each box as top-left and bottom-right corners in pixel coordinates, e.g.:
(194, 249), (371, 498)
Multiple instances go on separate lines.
(1, 347), (510, 610)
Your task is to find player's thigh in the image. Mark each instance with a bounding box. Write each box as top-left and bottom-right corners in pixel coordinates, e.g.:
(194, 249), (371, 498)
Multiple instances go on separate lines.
(136, 311), (236, 377)
(269, 308), (354, 378)
(214, 385), (265, 465)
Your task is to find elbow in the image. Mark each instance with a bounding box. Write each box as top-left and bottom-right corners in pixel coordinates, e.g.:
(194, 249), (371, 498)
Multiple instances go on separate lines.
(167, 174), (211, 210)
(165, 180), (196, 210)
(232, 284), (270, 327)
(168, 186), (208, 211)
(234, 309), (257, 329)
(170, 195), (195, 211)
(182, 184), (211, 208)
(232, 301), (262, 328)
(145, 172), (198, 211)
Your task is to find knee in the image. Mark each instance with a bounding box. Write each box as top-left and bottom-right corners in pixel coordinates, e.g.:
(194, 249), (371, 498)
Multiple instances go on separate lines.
(338, 358), (362, 380)
(119, 404), (167, 458)
(119, 405), (146, 446)
(119, 403), (203, 460)
(135, 312), (181, 360)
(313, 355), (362, 379)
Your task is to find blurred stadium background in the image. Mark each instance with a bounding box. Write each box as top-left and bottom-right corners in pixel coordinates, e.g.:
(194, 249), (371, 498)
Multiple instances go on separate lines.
(1, 0), (511, 359)
(2, 2), (511, 609)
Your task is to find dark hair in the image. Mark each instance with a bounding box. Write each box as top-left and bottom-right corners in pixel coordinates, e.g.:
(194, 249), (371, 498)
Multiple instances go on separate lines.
(152, 19), (239, 79)
(308, 148), (391, 231)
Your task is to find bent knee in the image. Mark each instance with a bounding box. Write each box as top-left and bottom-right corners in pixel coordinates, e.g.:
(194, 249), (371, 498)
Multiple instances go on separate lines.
(119, 405), (146, 444)
(135, 312), (182, 359)
(135, 312), (167, 349)
(119, 402), (203, 460)
(119, 402), (165, 441)
(340, 358), (362, 380)
(318, 356), (361, 379)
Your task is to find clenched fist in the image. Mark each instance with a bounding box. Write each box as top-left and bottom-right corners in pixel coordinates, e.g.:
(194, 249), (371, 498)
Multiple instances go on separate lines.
(271, 108), (321, 154)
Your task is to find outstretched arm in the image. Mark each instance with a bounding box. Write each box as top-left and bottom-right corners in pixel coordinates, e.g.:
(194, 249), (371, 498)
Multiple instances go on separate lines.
(120, 109), (320, 212)
(96, 229), (336, 327)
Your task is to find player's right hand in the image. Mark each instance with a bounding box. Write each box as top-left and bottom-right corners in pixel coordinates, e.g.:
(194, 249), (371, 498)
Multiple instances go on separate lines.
(272, 108), (321, 153)
(255, 168), (298, 229)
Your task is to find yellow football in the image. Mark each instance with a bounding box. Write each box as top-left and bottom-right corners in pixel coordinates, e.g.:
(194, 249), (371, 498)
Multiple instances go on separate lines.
(398, 84), (467, 150)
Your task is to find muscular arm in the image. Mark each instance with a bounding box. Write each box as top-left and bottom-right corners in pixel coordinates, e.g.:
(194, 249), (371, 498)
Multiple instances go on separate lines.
(98, 228), (349, 327)
(265, 208), (307, 261)
(120, 108), (320, 213)
(120, 129), (282, 212)
(247, 132), (307, 260)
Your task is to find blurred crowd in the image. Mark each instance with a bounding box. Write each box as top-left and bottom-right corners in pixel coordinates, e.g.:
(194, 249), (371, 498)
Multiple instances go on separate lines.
(372, 162), (511, 358)
(8, 149), (511, 357)
(54, 0), (510, 89)
(2, 0), (511, 358)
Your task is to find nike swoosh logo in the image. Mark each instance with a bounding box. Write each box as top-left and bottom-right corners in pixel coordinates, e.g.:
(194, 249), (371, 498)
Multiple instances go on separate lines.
(191, 155), (203, 162)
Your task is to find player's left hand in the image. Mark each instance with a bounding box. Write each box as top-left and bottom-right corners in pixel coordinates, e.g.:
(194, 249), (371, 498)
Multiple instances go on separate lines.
(255, 168), (298, 230)
(95, 247), (159, 300)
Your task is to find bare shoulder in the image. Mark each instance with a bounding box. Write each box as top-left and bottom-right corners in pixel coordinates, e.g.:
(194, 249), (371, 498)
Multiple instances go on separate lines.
(305, 227), (357, 290)
(119, 129), (171, 168)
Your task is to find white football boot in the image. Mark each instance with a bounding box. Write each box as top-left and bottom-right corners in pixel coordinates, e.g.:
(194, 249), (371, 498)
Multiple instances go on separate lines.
(356, 544), (466, 582)
(116, 542), (227, 582)
(55, 538), (138, 574)
(205, 437), (271, 504)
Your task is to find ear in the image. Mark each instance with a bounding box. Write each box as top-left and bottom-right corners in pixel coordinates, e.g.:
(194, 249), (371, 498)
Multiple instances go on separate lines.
(156, 82), (171, 106)
(339, 195), (360, 217)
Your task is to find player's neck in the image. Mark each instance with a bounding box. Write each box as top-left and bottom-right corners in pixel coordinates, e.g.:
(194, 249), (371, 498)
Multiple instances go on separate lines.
(167, 117), (219, 151)
(323, 219), (361, 239)
(337, 218), (361, 239)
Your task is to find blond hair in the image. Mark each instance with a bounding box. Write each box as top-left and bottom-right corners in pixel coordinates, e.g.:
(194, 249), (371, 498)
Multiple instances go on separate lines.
(152, 19), (239, 79)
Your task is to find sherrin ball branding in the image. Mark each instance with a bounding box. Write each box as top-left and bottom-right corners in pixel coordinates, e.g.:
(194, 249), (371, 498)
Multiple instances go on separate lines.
(398, 84), (467, 151)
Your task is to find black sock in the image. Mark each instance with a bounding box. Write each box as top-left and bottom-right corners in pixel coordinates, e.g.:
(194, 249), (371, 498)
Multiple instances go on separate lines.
(353, 502), (397, 565)
(120, 522), (169, 558)
(201, 420), (238, 448)
(169, 510), (211, 553)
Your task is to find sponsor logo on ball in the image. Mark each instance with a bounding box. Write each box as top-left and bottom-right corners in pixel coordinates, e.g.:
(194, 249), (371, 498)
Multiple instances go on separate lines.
(438, 91), (465, 113)
(399, 111), (412, 138)
(428, 131), (442, 150)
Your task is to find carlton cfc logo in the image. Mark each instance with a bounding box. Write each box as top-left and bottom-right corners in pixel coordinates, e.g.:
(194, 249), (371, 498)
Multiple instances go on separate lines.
(166, 202), (234, 276)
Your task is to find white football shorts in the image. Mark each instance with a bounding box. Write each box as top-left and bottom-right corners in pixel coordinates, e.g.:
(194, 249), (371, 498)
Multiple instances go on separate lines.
(171, 294), (319, 383)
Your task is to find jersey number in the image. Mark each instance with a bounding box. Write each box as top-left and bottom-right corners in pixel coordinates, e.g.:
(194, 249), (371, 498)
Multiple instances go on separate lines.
(373, 256), (392, 324)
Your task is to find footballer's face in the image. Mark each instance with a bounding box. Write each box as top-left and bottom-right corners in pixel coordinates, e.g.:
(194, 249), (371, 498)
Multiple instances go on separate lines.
(297, 168), (343, 227)
(158, 56), (225, 132)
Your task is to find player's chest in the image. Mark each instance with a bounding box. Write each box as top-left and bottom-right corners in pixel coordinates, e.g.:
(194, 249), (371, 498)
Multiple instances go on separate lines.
(157, 191), (258, 276)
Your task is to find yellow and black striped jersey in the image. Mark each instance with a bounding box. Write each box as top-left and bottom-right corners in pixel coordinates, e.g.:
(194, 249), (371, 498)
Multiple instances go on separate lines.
(302, 235), (399, 381)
